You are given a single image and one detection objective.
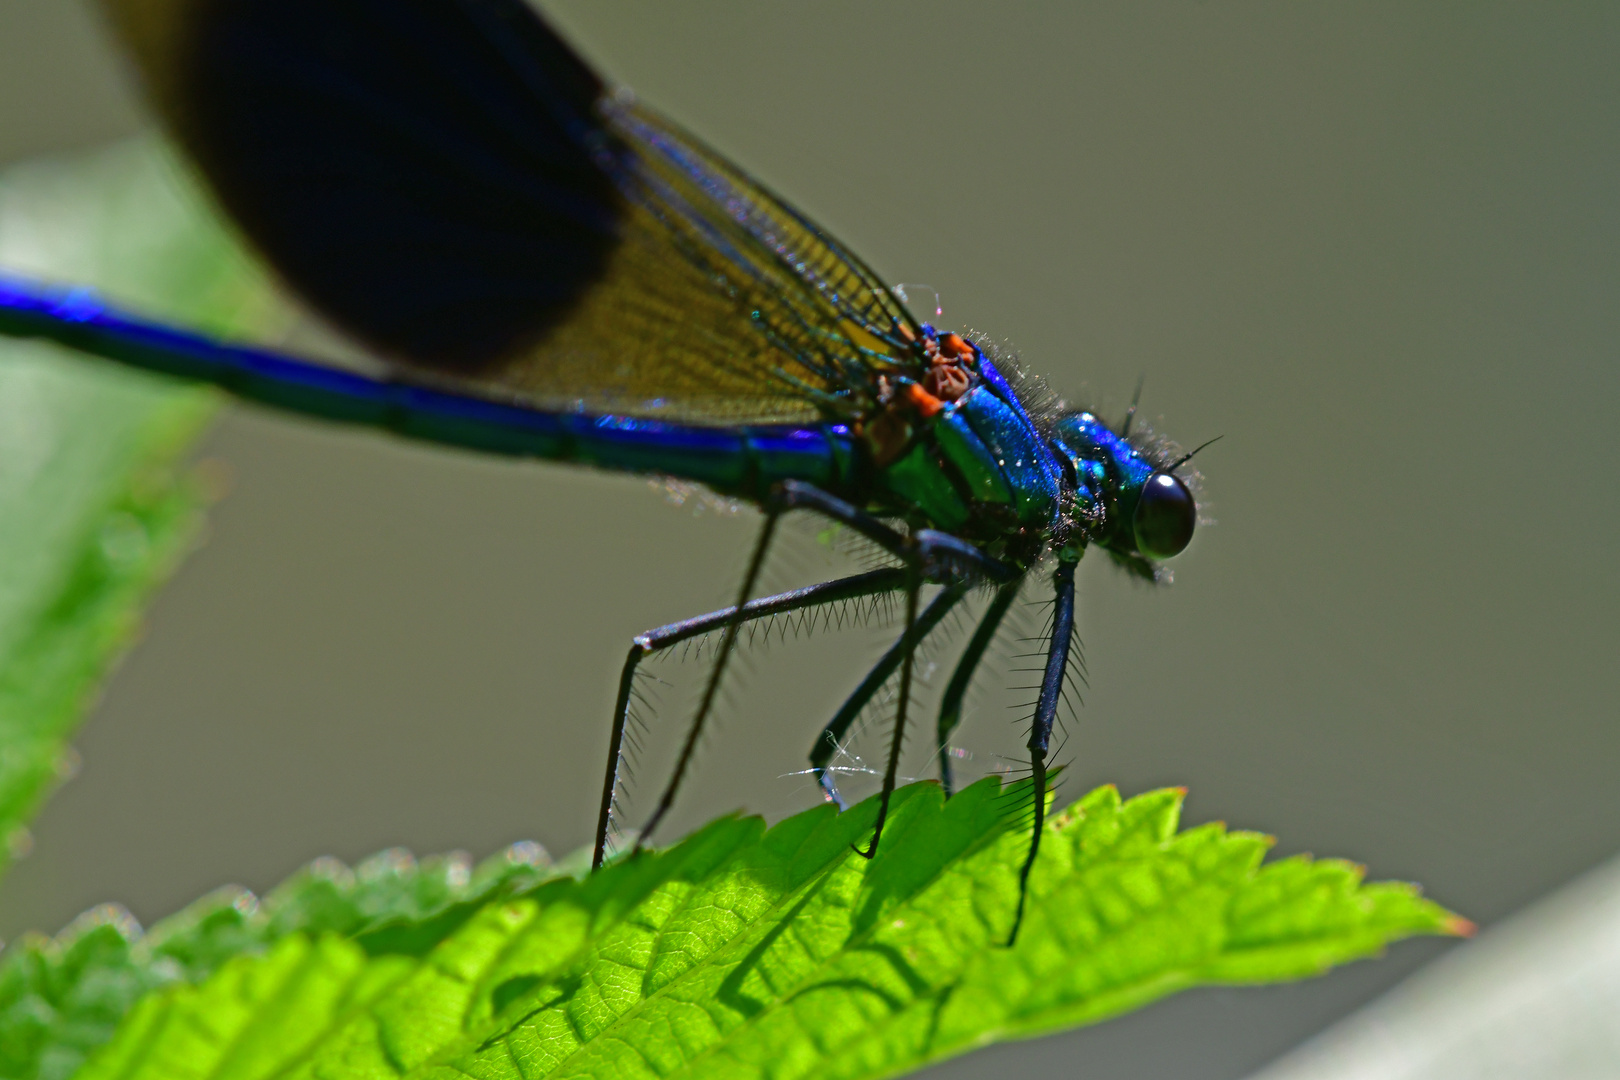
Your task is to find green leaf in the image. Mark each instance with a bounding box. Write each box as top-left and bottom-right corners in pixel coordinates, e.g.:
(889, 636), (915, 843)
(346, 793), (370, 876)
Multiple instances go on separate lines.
(0, 137), (284, 874)
(69, 781), (1465, 1080)
(0, 841), (558, 1080)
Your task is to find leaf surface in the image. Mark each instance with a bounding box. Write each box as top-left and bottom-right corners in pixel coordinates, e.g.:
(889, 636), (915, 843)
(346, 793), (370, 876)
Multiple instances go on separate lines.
(71, 781), (1465, 1080)
(0, 841), (557, 1080)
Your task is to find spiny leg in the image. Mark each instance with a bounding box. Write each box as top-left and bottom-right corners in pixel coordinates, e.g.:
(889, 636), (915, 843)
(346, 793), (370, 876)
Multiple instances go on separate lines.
(935, 579), (1023, 798)
(621, 479), (1015, 863)
(1008, 553), (1080, 946)
(855, 565), (922, 859)
(774, 481), (1017, 586)
(810, 582), (969, 809)
(776, 480), (1016, 806)
(592, 567), (908, 868)
(632, 509), (781, 854)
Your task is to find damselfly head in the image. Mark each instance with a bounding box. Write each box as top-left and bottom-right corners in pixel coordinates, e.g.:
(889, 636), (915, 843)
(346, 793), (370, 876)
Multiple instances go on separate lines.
(1048, 410), (1199, 562)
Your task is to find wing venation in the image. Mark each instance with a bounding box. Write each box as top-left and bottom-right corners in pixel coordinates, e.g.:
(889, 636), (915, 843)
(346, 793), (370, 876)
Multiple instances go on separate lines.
(100, 0), (927, 425)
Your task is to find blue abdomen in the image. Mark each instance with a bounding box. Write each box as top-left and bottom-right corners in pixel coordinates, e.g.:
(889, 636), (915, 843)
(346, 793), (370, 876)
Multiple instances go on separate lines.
(0, 275), (854, 500)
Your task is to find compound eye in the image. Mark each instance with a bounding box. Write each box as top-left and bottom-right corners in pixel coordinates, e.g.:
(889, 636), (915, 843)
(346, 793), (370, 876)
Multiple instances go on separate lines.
(1133, 473), (1196, 559)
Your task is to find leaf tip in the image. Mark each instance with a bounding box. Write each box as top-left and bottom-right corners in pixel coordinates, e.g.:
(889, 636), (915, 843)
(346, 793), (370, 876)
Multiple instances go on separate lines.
(1444, 914), (1477, 938)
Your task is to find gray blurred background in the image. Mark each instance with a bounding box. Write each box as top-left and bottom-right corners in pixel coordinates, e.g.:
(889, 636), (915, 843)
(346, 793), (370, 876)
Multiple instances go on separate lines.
(0, 2), (1616, 1078)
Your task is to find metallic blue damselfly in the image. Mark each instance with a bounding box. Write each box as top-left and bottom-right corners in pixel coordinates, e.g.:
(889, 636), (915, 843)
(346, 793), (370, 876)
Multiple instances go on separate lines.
(0, 0), (1208, 941)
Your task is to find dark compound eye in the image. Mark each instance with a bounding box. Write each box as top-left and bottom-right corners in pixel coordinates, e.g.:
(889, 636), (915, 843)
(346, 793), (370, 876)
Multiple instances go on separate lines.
(1133, 473), (1196, 559)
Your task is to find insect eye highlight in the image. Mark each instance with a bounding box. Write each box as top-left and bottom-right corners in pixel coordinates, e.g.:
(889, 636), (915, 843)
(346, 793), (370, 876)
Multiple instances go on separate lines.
(1133, 473), (1195, 559)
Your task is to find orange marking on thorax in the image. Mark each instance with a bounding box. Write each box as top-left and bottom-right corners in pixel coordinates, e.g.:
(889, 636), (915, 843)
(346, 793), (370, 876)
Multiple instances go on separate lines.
(940, 333), (971, 358)
(904, 382), (946, 418)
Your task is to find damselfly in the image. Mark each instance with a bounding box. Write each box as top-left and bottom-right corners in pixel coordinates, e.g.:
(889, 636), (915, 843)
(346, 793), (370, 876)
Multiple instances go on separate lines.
(0, 0), (1208, 940)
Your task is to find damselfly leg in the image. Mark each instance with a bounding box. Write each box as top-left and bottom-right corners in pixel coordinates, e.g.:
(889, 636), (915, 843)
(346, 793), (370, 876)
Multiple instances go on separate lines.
(772, 481), (1016, 586)
(629, 509), (781, 856)
(1009, 554), (1080, 945)
(593, 567), (909, 867)
(853, 565), (922, 859)
(810, 582), (968, 809)
(767, 483), (1020, 861)
(935, 579), (1021, 797)
(614, 479), (1018, 865)
(812, 574), (1023, 805)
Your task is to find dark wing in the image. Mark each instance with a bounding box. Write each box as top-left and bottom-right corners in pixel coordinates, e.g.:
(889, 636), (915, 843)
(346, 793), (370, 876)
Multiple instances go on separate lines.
(102, 0), (924, 424)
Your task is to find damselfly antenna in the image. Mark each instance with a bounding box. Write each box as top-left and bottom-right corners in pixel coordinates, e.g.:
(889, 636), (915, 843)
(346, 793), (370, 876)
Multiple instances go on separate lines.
(1167, 435), (1224, 472)
(1120, 375), (1146, 437)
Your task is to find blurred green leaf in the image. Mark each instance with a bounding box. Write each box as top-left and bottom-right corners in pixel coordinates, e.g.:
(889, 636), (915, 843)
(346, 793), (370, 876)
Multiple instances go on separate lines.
(64, 780), (1463, 1080)
(0, 138), (283, 875)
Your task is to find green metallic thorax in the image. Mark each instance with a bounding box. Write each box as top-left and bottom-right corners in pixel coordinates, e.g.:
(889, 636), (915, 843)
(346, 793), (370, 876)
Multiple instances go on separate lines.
(872, 382), (1063, 552)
